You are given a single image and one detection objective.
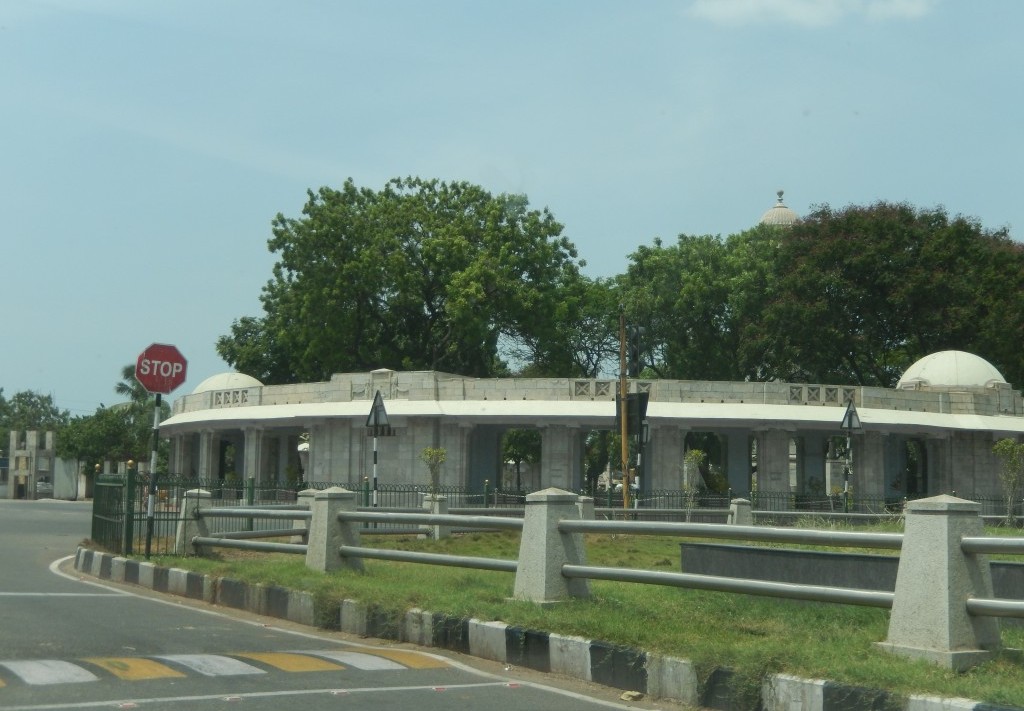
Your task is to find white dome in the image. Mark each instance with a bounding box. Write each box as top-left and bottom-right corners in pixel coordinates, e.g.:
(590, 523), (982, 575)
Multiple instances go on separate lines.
(759, 190), (800, 227)
(191, 372), (264, 394)
(897, 351), (1008, 390)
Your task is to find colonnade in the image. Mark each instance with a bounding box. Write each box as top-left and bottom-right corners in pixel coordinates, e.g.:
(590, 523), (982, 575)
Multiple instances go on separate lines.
(167, 418), (963, 503)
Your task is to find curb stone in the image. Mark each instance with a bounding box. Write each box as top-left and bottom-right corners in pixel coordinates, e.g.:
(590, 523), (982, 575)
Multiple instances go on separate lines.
(72, 547), (1023, 711)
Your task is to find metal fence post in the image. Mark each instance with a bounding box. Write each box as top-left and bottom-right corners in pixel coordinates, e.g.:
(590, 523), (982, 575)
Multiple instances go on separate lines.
(123, 464), (137, 556)
(245, 476), (255, 531)
(484, 479), (490, 509)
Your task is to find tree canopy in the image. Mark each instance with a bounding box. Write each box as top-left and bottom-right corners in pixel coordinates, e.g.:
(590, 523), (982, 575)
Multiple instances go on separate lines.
(217, 177), (585, 382)
(618, 202), (1024, 387)
(0, 390), (69, 455)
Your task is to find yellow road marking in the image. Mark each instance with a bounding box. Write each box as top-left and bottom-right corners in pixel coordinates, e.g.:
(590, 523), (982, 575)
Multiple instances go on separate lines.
(82, 658), (186, 681)
(235, 653), (346, 672)
(359, 648), (449, 669)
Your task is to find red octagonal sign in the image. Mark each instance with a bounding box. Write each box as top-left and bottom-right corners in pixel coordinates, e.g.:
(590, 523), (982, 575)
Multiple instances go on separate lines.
(135, 343), (188, 395)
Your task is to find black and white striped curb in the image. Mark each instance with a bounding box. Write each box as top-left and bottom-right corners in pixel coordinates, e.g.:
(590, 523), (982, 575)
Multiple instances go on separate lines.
(74, 547), (1021, 711)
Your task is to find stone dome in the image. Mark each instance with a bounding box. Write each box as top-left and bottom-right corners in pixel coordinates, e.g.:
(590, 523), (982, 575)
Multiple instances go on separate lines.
(759, 190), (800, 227)
(896, 351), (1008, 390)
(191, 372), (264, 394)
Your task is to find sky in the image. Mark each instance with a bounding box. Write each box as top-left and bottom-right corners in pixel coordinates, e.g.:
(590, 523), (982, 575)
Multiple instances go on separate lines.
(2, 0), (1022, 416)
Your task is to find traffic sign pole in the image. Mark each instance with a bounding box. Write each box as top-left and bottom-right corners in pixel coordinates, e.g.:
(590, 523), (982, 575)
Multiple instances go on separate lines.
(134, 343), (188, 560)
(145, 393), (161, 559)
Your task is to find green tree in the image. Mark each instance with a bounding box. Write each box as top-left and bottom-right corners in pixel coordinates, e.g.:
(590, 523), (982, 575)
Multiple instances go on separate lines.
(748, 202), (1021, 386)
(0, 390), (69, 454)
(511, 276), (620, 378)
(620, 233), (750, 381)
(993, 438), (1024, 526)
(55, 367), (169, 473)
(217, 177), (583, 383)
(419, 446), (447, 495)
(57, 407), (139, 469)
(502, 429), (541, 490)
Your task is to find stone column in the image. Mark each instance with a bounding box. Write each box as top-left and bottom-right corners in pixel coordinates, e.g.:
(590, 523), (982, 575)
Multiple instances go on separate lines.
(853, 431), (886, 503)
(647, 424), (685, 491)
(879, 495), (1000, 670)
(242, 427), (264, 485)
(801, 432), (827, 499)
(540, 426), (578, 491)
(197, 431), (219, 481)
(723, 430), (752, 496)
(755, 429), (791, 508)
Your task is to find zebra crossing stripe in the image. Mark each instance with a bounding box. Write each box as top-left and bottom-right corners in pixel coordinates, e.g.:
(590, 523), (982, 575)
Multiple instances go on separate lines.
(152, 655), (266, 677)
(357, 648), (449, 669)
(235, 652), (345, 672)
(0, 660), (99, 685)
(83, 657), (187, 681)
(297, 650), (405, 671)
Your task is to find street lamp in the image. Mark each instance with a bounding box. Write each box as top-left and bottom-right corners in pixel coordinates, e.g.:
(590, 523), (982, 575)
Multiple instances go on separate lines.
(840, 400), (862, 512)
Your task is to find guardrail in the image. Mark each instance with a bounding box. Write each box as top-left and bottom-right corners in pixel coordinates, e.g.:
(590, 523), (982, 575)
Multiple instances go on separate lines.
(175, 488), (1023, 672)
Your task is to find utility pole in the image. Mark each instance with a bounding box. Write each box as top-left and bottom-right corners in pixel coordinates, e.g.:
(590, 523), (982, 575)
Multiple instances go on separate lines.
(619, 308), (631, 509)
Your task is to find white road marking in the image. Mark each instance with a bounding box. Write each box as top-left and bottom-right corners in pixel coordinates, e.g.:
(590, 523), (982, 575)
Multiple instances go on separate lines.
(298, 650), (405, 670)
(152, 655), (266, 677)
(0, 660), (99, 685)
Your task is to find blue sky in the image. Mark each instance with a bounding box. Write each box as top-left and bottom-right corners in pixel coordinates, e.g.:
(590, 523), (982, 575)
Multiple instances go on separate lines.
(2, 0), (1021, 416)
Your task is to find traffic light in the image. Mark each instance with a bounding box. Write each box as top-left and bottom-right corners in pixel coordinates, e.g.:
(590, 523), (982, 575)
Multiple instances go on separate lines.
(615, 392), (649, 437)
(628, 326), (644, 376)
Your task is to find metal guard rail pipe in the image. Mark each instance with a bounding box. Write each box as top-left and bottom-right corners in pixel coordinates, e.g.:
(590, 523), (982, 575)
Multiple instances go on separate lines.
(213, 528), (308, 541)
(198, 508), (313, 520)
(966, 597), (1024, 619)
(191, 536), (308, 554)
(561, 565), (895, 608)
(960, 536), (1024, 555)
(338, 545), (518, 572)
(559, 520), (903, 550)
(338, 511), (523, 531)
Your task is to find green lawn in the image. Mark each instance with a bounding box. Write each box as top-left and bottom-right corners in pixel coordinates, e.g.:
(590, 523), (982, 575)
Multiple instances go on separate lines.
(150, 526), (1024, 708)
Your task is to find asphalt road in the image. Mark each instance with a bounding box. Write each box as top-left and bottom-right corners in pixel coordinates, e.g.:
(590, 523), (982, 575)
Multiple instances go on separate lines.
(0, 499), (686, 711)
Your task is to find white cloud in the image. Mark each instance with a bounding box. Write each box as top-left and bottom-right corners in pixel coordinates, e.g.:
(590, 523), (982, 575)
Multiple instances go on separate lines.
(687, 0), (936, 28)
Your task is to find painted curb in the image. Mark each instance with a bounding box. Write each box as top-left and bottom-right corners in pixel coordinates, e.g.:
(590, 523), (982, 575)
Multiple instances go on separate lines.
(72, 547), (1021, 711)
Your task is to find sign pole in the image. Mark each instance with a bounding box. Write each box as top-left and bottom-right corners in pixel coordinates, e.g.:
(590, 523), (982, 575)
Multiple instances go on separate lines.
(365, 390), (393, 510)
(619, 308), (630, 510)
(145, 393), (161, 559)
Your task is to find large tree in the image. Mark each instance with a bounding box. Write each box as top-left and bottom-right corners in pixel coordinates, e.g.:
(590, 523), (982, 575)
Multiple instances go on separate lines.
(218, 178), (583, 382)
(748, 202), (1023, 386)
(618, 226), (780, 381)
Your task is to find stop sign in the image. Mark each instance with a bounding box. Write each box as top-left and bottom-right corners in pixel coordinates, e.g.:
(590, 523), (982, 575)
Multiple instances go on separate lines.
(135, 343), (188, 395)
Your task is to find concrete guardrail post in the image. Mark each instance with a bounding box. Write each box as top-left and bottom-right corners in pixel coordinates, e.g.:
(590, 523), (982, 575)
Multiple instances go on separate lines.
(174, 489), (211, 556)
(878, 495), (1000, 670)
(305, 486), (362, 573)
(422, 494), (450, 539)
(577, 495), (595, 520)
(513, 488), (590, 604)
(292, 488), (317, 543)
(729, 498), (752, 525)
